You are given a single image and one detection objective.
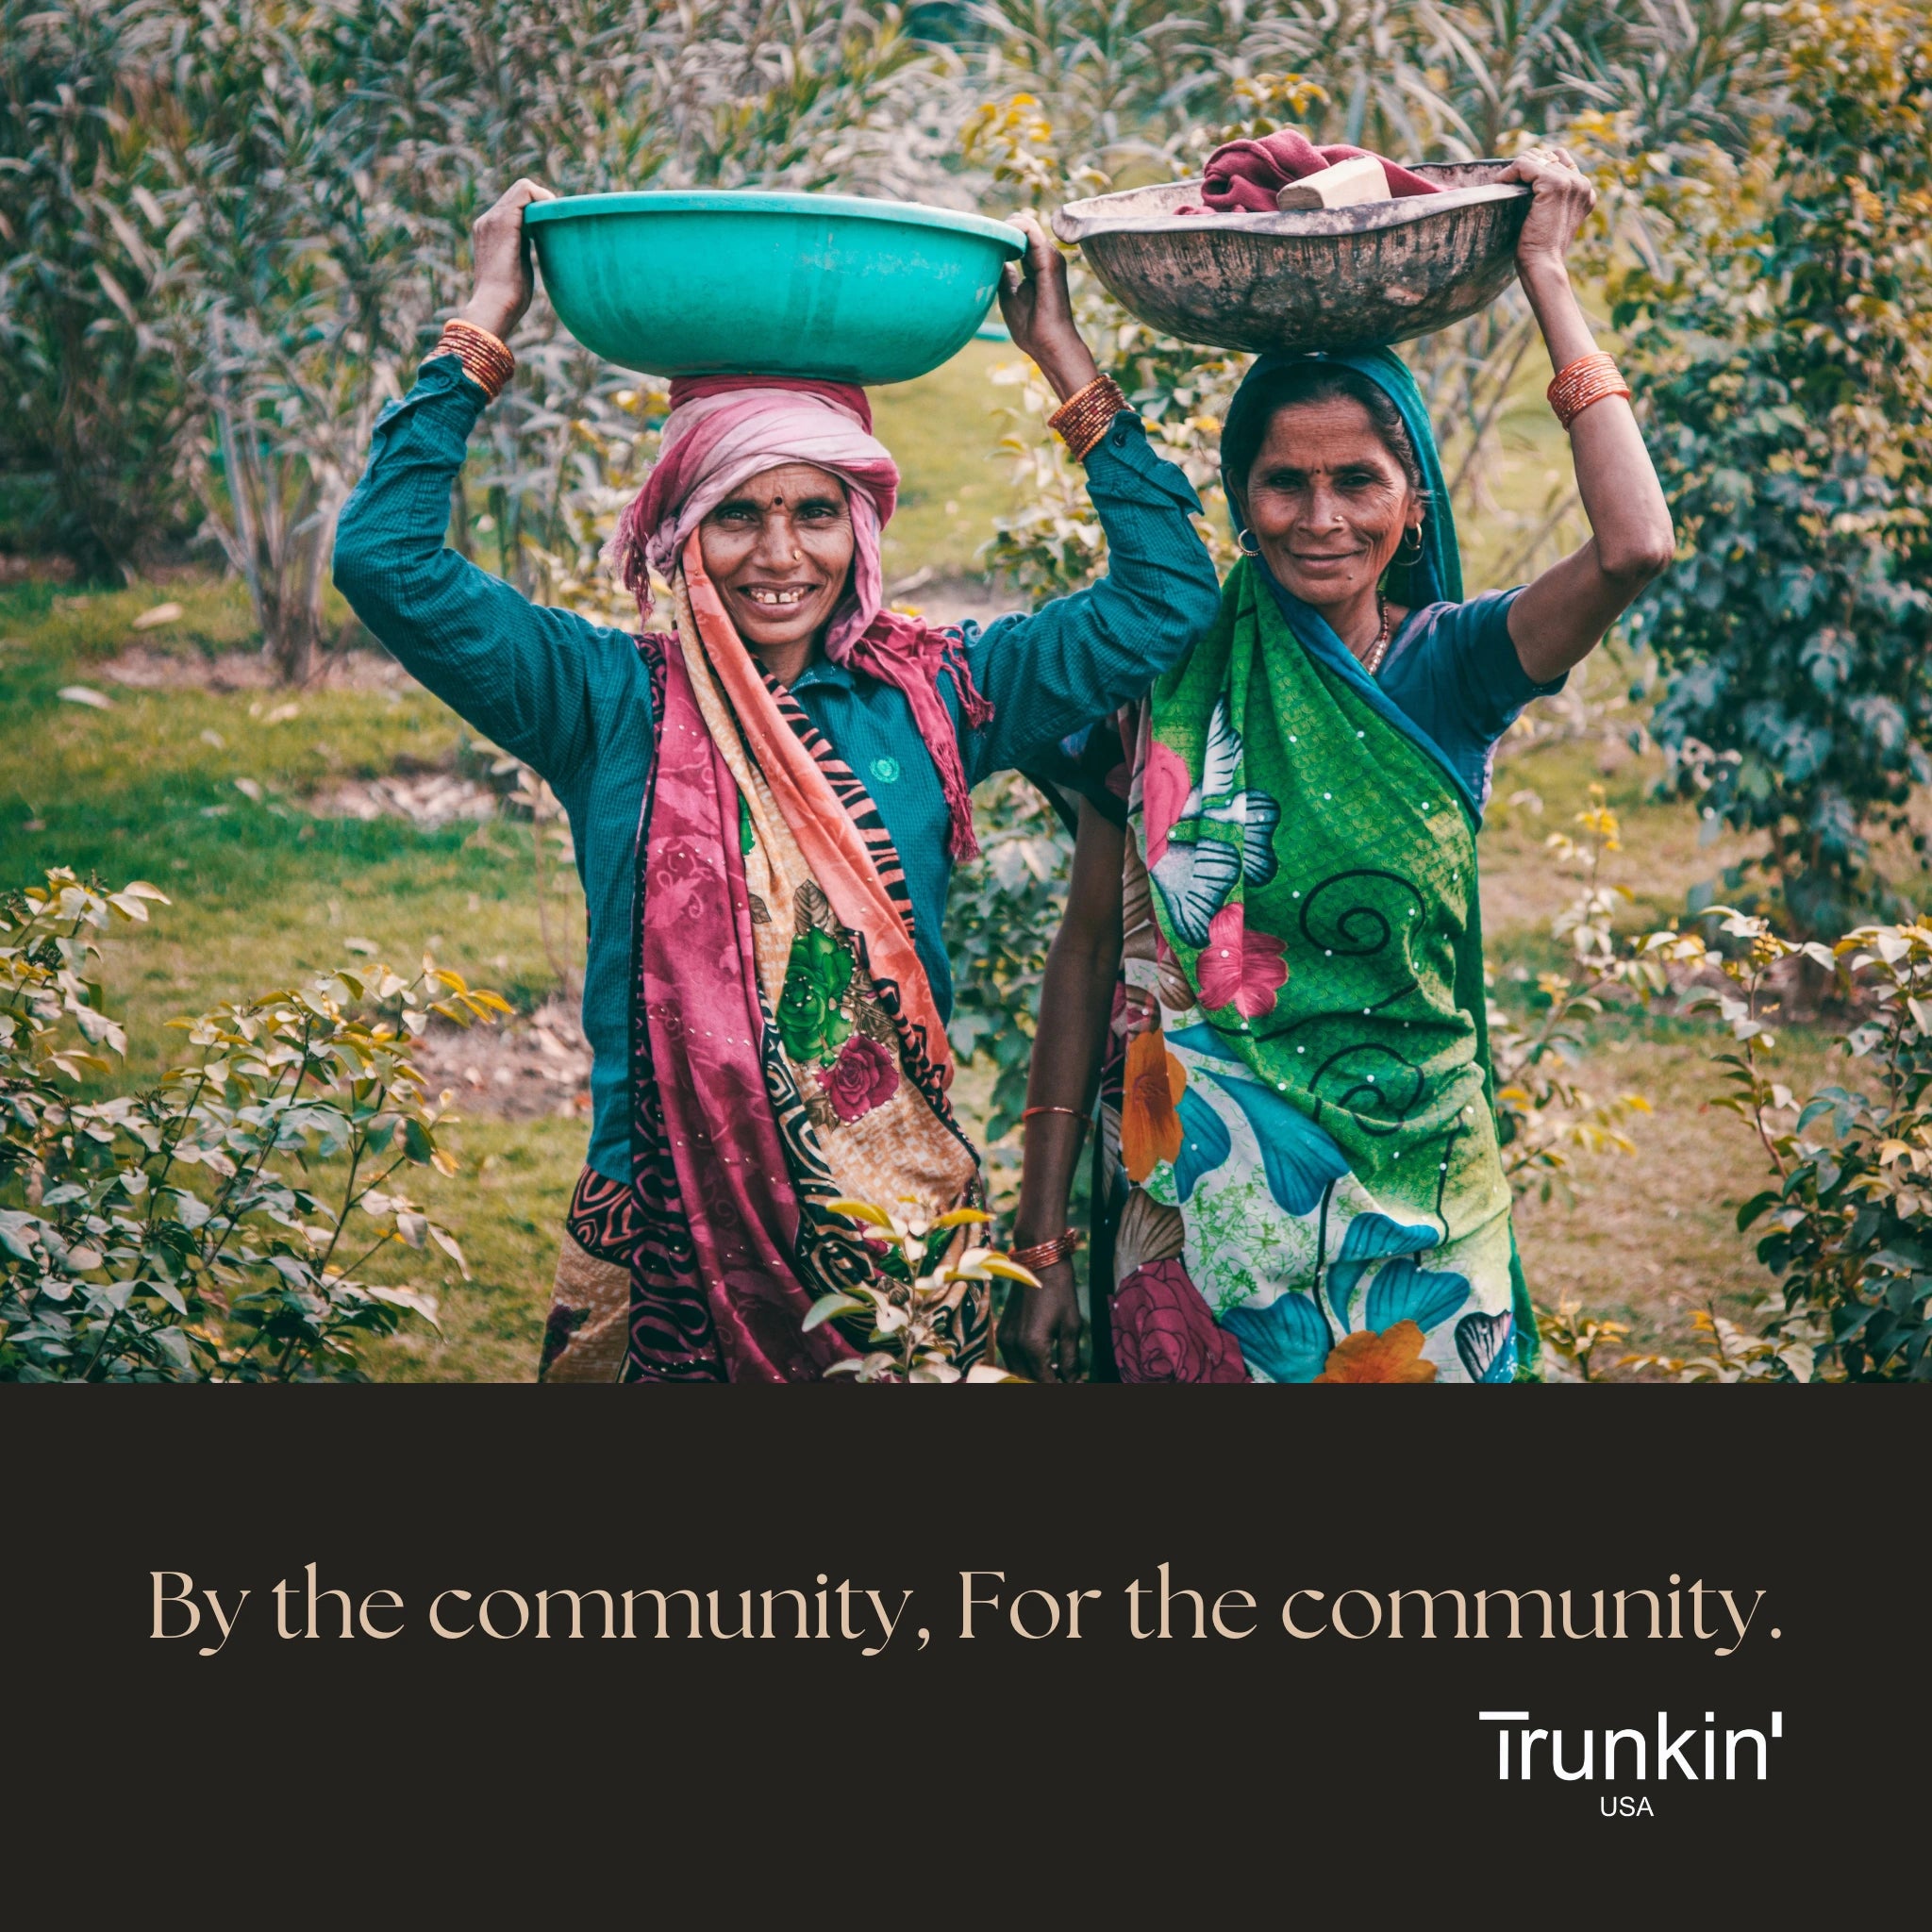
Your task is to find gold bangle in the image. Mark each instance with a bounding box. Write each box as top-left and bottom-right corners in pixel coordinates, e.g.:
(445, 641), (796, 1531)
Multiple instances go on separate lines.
(1546, 351), (1630, 431)
(1048, 375), (1130, 462)
(435, 317), (516, 403)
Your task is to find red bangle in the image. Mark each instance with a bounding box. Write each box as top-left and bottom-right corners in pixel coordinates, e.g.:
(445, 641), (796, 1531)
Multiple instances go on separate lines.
(1546, 351), (1630, 430)
(1008, 1227), (1082, 1274)
(1022, 1105), (1086, 1126)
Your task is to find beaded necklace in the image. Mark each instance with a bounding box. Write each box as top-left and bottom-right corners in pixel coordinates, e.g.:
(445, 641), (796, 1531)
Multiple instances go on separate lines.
(1359, 591), (1394, 678)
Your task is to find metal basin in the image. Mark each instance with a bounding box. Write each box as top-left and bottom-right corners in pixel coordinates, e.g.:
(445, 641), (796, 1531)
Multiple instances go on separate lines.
(1052, 163), (1530, 355)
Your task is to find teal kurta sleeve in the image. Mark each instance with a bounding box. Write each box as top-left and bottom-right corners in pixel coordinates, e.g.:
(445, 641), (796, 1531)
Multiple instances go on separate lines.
(333, 355), (657, 1188)
(957, 413), (1222, 784)
(332, 355), (640, 791)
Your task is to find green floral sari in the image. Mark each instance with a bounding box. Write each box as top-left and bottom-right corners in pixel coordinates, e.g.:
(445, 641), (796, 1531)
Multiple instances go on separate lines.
(1097, 348), (1537, 1384)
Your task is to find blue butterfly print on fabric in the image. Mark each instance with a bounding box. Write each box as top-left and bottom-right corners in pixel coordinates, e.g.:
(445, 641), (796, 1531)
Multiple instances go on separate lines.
(1152, 837), (1242, 947)
(1150, 698), (1282, 937)
(1188, 702), (1279, 882)
(1364, 1257), (1472, 1336)
(1222, 1291), (1329, 1384)
(1455, 1309), (1517, 1383)
(1192, 696), (1242, 806)
(1324, 1210), (1441, 1328)
(1172, 1088), (1232, 1202)
(1237, 791), (1281, 887)
(1199, 1069), (1351, 1216)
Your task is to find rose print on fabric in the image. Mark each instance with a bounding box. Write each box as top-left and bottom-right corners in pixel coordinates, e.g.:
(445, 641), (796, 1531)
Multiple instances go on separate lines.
(1195, 904), (1288, 1019)
(821, 1034), (899, 1123)
(776, 926), (854, 1064)
(1111, 1259), (1249, 1382)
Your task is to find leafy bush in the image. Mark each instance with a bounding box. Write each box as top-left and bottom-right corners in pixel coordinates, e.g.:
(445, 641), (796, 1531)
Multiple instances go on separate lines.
(1534, 1297), (1630, 1382)
(1615, 0), (1932, 933)
(0, 868), (505, 1381)
(0, 0), (198, 575)
(803, 1194), (1029, 1383)
(1486, 788), (1652, 1204)
(943, 770), (1073, 1145)
(1658, 910), (1932, 1380)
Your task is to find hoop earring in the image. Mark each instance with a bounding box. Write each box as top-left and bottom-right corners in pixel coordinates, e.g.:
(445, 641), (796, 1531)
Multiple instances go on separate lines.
(1398, 525), (1424, 567)
(1238, 528), (1261, 558)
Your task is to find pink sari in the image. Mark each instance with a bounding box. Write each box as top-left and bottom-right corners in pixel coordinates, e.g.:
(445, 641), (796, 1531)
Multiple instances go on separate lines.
(612, 384), (990, 1382)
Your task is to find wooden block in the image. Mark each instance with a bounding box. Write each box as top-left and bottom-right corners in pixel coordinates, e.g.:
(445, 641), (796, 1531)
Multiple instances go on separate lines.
(1274, 154), (1392, 211)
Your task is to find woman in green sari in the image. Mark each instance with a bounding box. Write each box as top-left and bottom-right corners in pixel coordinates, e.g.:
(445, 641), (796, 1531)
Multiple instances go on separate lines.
(1005, 145), (1674, 1382)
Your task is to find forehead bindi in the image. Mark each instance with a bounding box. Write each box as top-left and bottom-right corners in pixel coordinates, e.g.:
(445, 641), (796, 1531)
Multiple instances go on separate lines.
(729, 463), (847, 510)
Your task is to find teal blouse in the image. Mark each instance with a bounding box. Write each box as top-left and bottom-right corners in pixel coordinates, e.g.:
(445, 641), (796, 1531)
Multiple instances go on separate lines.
(333, 355), (1222, 1183)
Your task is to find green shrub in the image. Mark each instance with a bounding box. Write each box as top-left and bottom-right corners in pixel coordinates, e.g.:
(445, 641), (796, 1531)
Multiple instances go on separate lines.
(1615, 0), (1932, 932)
(0, 0), (197, 576)
(943, 771), (1074, 1144)
(1615, 906), (1932, 1380)
(1726, 922), (1932, 1380)
(0, 867), (505, 1381)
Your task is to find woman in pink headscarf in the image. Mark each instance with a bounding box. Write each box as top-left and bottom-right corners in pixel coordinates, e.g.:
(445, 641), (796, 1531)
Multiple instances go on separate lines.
(334, 179), (1224, 1381)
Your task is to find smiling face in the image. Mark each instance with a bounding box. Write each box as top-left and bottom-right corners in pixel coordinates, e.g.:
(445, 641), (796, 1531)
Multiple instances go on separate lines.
(697, 461), (856, 654)
(1239, 397), (1422, 616)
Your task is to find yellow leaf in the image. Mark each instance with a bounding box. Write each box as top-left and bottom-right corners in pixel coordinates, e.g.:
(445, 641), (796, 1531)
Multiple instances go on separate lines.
(827, 1198), (893, 1229)
(979, 1258), (1041, 1288)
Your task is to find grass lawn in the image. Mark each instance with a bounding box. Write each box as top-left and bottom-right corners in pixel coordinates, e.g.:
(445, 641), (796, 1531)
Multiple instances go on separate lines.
(871, 338), (1031, 582)
(0, 341), (1857, 1380)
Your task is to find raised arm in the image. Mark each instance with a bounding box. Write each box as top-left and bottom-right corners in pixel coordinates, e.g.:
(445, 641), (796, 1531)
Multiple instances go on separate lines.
(1003, 802), (1127, 1382)
(1502, 147), (1676, 685)
(959, 217), (1224, 779)
(332, 179), (626, 785)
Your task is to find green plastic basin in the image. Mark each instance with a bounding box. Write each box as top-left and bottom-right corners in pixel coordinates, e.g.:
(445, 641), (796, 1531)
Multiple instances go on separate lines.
(525, 192), (1026, 384)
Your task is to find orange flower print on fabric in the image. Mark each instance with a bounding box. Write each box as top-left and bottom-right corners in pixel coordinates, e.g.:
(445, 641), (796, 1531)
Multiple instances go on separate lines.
(1121, 1028), (1188, 1183)
(1314, 1320), (1438, 1384)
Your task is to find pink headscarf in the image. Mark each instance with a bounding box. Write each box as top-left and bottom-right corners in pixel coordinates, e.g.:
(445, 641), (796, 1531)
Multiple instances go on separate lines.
(610, 375), (991, 859)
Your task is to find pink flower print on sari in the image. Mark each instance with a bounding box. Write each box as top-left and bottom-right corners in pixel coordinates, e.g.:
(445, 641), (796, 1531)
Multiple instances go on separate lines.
(1195, 904), (1289, 1019)
(1141, 741), (1192, 865)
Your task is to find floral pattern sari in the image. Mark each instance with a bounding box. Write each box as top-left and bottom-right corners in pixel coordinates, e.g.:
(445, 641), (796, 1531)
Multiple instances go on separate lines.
(1091, 349), (1538, 1385)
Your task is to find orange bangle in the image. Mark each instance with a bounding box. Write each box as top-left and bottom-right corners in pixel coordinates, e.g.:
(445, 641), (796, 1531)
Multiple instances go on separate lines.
(435, 318), (516, 403)
(1546, 351), (1630, 431)
(1008, 1227), (1082, 1273)
(1047, 375), (1131, 461)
